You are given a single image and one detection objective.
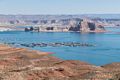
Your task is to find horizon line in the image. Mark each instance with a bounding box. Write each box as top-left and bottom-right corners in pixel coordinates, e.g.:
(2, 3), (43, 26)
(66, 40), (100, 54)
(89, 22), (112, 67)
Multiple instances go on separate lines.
(0, 13), (120, 15)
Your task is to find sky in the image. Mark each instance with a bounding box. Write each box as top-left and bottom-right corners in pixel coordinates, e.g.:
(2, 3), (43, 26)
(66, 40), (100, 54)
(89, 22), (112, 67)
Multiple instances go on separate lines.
(0, 0), (120, 14)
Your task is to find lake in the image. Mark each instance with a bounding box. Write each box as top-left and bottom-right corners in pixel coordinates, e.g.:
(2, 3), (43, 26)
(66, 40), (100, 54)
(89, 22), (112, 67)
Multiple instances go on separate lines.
(0, 27), (120, 66)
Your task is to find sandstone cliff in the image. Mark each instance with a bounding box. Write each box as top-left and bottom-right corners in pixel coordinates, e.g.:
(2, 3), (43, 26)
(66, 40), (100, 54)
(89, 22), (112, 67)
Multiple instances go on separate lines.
(69, 19), (105, 32)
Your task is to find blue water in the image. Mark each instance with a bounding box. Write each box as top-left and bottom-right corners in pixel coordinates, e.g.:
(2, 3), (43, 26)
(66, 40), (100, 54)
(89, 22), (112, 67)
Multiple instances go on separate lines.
(0, 27), (120, 66)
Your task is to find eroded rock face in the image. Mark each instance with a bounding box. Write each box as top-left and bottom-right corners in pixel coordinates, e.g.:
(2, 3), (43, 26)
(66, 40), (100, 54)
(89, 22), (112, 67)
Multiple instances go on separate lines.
(69, 19), (105, 32)
(0, 45), (119, 80)
(102, 63), (120, 80)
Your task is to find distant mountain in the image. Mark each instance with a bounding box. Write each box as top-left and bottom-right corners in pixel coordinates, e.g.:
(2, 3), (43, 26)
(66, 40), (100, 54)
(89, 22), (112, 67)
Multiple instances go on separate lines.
(0, 14), (120, 27)
(0, 14), (120, 20)
(0, 15), (83, 21)
(82, 14), (120, 19)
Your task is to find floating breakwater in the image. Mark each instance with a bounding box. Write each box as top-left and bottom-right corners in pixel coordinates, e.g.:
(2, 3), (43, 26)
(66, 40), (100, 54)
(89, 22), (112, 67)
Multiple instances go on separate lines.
(4, 42), (95, 48)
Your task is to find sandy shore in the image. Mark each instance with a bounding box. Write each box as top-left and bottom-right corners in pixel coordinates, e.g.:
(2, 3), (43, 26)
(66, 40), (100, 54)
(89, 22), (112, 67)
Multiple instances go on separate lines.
(0, 44), (119, 80)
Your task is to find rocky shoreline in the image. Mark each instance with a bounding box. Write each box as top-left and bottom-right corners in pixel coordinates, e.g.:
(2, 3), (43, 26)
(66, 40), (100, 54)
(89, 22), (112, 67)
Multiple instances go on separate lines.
(0, 44), (119, 80)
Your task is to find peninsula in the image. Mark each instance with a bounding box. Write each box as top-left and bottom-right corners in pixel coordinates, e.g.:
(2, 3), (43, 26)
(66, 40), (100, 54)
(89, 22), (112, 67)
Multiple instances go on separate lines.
(0, 44), (119, 80)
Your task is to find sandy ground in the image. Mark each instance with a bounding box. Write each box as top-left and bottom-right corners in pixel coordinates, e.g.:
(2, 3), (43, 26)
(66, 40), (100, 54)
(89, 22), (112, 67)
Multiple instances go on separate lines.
(0, 44), (119, 80)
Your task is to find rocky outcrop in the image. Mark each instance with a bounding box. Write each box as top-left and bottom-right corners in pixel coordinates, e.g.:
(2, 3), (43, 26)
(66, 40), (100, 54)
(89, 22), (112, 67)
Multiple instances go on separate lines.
(69, 19), (105, 32)
(0, 44), (119, 80)
(102, 63), (120, 80)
